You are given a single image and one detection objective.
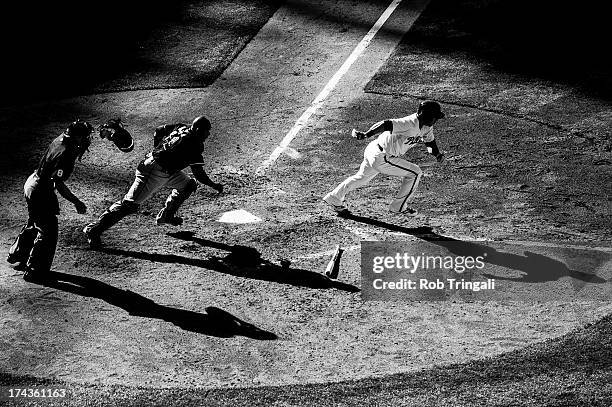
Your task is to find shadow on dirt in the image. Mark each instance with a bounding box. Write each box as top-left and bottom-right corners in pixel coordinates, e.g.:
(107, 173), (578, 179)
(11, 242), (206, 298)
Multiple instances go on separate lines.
(31, 271), (277, 339)
(341, 213), (607, 285)
(402, 0), (610, 99)
(94, 231), (359, 292)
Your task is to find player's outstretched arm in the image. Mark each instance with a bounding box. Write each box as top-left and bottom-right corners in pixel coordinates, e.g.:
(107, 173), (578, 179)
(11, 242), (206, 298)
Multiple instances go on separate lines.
(352, 120), (392, 140)
(191, 165), (223, 193)
(55, 180), (86, 213)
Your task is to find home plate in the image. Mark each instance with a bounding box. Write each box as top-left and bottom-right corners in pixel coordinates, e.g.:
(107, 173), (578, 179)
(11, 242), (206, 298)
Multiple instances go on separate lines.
(218, 209), (262, 224)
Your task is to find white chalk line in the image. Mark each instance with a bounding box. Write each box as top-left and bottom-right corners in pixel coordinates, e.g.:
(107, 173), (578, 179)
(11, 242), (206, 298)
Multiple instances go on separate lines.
(255, 0), (406, 175)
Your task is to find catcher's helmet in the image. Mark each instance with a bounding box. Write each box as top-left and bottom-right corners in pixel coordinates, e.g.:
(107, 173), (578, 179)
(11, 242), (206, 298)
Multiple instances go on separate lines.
(417, 100), (445, 120)
(191, 116), (211, 138)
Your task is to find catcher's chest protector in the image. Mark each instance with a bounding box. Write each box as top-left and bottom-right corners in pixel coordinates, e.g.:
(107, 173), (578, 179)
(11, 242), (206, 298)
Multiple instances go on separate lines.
(153, 126), (191, 159)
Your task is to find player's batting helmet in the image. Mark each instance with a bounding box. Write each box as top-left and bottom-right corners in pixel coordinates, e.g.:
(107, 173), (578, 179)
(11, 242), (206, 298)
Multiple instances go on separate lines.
(418, 100), (445, 120)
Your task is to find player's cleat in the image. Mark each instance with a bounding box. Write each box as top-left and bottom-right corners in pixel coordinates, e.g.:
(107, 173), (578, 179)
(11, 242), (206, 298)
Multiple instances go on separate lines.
(399, 207), (418, 216)
(83, 227), (102, 248)
(156, 209), (184, 226)
(322, 194), (349, 214)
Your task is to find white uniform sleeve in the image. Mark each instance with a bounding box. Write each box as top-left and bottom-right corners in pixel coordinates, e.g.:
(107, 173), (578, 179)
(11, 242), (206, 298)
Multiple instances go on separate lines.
(390, 116), (413, 134)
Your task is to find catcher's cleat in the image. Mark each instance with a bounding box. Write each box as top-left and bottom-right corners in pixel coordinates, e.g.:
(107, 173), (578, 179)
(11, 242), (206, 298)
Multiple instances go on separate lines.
(83, 227), (102, 248)
(322, 194), (349, 213)
(156, 209), (184, 226)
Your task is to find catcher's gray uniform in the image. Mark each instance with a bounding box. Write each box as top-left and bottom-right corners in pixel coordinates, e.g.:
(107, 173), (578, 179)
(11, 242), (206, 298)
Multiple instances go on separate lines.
(83, 117), (222, 247)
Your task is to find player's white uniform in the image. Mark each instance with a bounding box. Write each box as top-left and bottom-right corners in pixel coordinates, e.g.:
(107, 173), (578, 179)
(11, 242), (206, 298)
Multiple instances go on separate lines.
(326, 113), (435, 213)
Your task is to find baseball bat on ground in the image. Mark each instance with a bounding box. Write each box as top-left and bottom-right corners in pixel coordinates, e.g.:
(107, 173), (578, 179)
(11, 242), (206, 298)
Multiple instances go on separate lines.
(325, 245), (344, 279)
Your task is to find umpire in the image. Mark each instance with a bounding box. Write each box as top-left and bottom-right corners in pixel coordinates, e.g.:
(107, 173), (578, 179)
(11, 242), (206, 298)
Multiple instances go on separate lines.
(83, 116), (223, 247)
(7, 120), (93, 282)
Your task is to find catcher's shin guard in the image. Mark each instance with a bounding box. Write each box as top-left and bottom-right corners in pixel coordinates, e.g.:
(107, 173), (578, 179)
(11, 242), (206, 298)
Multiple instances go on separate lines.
(158, 178), (197, 221)
(389, 172), (422, 213)
(84, 199), (139, 235)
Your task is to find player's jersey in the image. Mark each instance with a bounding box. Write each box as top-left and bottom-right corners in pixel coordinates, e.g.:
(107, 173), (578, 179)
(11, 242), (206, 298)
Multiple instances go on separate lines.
(26, 134), (79, 215)
(151, 124), (205, 174)
(377, 113), (435, 157)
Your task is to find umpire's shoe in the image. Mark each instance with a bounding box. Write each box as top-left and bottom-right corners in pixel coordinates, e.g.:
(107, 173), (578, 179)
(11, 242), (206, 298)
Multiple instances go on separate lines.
(7, 253), (23, 264)
(23, 269), (54, 284)
(83, 227), (102, 248)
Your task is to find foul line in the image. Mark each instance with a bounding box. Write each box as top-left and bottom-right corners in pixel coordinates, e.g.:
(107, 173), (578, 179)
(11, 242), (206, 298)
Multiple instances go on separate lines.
(255, 0), (405, 175)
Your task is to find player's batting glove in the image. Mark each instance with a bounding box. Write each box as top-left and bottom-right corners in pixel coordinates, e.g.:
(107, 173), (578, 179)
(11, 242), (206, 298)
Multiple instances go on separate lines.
(213, 183), (224, 193)
(436, 153), (445, 163)
(74, 200), (87, 214)
(351, 129), (367, 140)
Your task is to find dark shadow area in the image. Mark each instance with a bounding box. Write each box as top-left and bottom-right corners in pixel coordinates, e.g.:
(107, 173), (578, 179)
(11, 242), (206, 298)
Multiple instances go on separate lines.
(93, 232), (359, 292)
(341, 212), (608, 284)
(398, 0), (610, 99)
(0, 0), (180, 103)
(0, 0), (283, 105)
(33, 271), (276, 339)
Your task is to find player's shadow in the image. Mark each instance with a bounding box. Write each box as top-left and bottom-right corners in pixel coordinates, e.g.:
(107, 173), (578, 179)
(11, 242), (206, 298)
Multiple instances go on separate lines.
(341, 213), (607, 284)
(35, 271), (277, 340)
(98, 232), (359, 293)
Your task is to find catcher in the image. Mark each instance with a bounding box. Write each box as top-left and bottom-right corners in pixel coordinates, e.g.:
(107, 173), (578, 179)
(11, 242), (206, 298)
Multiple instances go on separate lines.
(83, 116), (223, 247)
(7, 120), (93, 282)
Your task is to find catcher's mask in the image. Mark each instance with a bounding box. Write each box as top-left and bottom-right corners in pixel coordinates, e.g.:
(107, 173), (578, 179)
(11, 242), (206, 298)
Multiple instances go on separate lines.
(66, 120), (94, 160)
(98, 118), (134, 152)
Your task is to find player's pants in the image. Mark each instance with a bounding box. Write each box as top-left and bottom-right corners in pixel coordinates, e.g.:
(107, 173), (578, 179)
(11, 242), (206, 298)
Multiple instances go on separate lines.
(84, 157), (197, 236)
(9, 178), (59, 274)
(327, 140), (422, 213)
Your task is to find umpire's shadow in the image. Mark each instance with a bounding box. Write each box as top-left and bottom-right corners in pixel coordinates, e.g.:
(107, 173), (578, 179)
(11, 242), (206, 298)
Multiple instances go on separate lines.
(98, 232), (359, 293)
(341, 213), (607, 284)
(37, 271), (277, 340)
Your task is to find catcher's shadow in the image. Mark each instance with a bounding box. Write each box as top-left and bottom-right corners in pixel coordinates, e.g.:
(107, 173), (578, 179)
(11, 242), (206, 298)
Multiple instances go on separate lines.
(341, 213), (607, 284)
(35, 271), (277, 340)
(98, 232), (359, 293)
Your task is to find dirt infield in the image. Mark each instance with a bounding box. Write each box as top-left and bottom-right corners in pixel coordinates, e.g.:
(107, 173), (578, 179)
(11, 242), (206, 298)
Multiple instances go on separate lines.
(0, 0), (610, 403)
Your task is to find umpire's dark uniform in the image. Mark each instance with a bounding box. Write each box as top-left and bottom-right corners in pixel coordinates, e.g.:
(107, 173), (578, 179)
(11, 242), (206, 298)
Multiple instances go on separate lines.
(8, 127), (88, 280)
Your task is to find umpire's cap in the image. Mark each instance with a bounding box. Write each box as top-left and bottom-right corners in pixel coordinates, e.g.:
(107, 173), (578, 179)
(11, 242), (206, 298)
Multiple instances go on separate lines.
(418, 100), (445, 120)
(66, 119), (94, 160)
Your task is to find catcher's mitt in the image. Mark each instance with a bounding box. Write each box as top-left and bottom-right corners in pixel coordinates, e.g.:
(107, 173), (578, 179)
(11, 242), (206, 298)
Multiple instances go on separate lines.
(99, 118), (134, 152)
